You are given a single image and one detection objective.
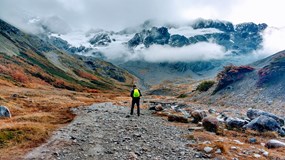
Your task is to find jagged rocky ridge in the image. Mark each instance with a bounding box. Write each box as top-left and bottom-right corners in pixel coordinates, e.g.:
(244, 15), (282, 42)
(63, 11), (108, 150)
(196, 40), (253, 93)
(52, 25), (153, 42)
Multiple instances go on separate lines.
(128, 19), (267, 55)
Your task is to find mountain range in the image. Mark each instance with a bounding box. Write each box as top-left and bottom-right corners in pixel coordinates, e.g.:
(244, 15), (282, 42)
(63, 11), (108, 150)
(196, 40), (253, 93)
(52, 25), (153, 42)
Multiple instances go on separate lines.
(40, 19), (268, 86)
(1, 17), (284, 99)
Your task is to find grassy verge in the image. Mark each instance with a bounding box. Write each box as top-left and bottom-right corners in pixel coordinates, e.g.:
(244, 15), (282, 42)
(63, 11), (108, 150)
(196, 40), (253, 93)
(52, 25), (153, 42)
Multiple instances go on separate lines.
(0, 85), (128, 159)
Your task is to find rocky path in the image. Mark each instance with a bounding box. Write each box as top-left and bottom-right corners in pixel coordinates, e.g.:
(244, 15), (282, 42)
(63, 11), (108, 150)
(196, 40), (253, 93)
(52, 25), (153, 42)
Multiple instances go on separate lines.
(25, 103), (198, 160)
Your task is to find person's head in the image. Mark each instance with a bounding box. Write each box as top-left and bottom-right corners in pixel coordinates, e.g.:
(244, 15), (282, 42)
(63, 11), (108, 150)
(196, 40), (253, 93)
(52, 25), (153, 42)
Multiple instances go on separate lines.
(133, 84), (137, 89)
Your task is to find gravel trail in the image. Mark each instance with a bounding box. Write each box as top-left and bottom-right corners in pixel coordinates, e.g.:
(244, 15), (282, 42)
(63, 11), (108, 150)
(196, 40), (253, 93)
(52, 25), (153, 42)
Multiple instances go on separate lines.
(25, 103), (198, 160)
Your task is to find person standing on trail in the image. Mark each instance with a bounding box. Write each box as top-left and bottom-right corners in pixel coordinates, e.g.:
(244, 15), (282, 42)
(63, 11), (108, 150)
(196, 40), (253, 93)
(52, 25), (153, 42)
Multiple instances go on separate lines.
(130, 85), (142, 116)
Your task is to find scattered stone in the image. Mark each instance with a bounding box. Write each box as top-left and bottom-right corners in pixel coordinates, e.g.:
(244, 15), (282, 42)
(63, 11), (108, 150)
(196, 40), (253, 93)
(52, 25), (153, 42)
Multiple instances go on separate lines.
(154, 104), (163, 111)
(202, 141), (211, 144)
(253, 153), (261, 158)
(248, 138), (257, 144)
(215, 149), (222, 154)
(247, 109), (284, 126)
(191, 110), (207, 123)
(262, 151), (269, 157)
(188, 127), (204, 132)
(0, 106), (11, 118)
(202, 117), (219, 133)
(149, 106), (156, 110)
(197, 122), (203, 127)
(204, 147), (213, 153)
(230, 146), (238, 150)
(208, 109), (216, 114)
(233, 140), (244, 145)
(128, 152), (138, 160)
(265, 139), (285, 149)
(167, 114), (188, 123)
(225, 117), (247, 130)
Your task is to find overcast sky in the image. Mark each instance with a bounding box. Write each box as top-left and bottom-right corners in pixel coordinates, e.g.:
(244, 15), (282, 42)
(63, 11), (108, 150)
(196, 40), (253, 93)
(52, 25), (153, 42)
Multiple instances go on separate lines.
(0, 0), (284, 31)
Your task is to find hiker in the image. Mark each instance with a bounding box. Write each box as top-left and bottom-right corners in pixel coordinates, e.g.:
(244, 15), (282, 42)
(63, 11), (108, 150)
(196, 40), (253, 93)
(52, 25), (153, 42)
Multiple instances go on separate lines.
(130, 85), (142, 116)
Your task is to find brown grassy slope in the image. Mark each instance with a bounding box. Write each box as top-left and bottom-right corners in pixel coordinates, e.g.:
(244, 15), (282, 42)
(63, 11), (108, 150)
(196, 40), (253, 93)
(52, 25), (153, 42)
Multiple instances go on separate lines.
(0, 82), (132, 160)
(0, 18), (135, 159)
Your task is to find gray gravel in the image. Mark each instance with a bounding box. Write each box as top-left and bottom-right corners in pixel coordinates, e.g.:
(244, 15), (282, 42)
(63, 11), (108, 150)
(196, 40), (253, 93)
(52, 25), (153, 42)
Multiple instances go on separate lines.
(25, 103), (199, 160)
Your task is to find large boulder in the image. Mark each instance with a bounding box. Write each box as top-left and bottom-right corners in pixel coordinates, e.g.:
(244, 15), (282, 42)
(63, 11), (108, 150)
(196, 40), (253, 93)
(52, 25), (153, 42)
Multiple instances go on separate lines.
(191, 110), (207, 123)
(202, 117), (219, 133)
(0, 106), (11, 118)
(244, 115), (284, 135)
(265, 139), (285, 149)
(247, 109), (284, 126)
(225, 117), (248, 130)
(168, 114), (188, 123)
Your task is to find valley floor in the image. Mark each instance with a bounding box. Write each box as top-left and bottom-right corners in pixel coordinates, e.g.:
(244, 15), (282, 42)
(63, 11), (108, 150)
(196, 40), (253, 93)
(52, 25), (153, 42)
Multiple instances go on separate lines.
(2, 84), (285, 160)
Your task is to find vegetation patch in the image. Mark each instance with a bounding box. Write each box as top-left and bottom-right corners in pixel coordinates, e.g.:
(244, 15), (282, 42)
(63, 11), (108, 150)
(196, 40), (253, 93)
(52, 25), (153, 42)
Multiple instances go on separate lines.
(213, 65), (254, 94)
(258, 54), (285, 86)
(196, 80), (215, 92)
(177, 94), (188, 98)
(0, 124), (50, 148)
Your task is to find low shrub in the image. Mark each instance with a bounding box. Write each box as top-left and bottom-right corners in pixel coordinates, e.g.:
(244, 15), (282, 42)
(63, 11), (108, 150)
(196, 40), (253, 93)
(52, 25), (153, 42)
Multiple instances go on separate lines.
(177, 94), (187, 98)
(196, 80), (215, 92)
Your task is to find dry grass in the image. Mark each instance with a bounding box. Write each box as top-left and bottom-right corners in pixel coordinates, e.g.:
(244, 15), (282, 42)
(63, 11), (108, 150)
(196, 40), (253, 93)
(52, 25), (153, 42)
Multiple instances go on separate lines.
(0, 84), (129, 159)
(185, 128), (285, 159)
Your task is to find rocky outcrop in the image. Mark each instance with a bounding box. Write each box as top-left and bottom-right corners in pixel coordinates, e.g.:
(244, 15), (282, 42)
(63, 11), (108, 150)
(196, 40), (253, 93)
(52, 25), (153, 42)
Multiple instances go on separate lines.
(247, 109), (284, 126)
(0, 106), (11, 118)
(225, 117), (248, 130)
(191, 110), (207, 123)
(244, 115), (285, 135)
(89, 33), (111, 46)
(257, 51), (285, 87)
(265, 139), (285, 149)
(168, 34), (189, 47)
(213, 65), (255, 93)
(202, 117), (219, 133)
(168, 115), (189, 123)
(128, 27), (170, 48)
(192, 19), (234, 32)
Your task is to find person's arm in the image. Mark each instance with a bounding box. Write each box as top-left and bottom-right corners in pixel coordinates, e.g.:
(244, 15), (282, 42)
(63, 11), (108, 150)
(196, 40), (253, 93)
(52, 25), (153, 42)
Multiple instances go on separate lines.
(139, 89), (142, 97)
(130, 90), (134, 97)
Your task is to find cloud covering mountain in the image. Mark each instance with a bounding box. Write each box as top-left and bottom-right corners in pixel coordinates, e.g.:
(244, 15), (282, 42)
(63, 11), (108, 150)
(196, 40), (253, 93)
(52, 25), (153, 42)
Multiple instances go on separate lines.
(0, 0), (285, 32)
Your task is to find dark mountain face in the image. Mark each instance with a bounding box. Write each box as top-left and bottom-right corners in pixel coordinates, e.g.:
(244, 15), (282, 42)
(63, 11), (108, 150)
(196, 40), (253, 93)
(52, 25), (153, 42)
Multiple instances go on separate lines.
(128, 27), (170, 48)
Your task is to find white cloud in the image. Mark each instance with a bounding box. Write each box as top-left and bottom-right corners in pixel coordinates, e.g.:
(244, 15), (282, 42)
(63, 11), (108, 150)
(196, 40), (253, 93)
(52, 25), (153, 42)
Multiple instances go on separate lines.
(1, 0), (285, 32)
(141, 43), (227, 62)
(251, 27), (285, 58)
(95, 42), (228, 62)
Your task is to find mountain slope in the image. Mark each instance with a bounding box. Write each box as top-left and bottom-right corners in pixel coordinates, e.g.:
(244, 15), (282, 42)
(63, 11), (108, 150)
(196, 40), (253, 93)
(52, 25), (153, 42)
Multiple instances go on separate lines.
(0, 19), (134, 92)
(189, 50), (285, 108)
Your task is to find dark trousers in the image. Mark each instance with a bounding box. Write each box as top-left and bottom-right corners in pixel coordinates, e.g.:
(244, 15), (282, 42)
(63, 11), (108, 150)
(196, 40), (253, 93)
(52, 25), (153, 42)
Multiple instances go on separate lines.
(131, 98), (140, 116)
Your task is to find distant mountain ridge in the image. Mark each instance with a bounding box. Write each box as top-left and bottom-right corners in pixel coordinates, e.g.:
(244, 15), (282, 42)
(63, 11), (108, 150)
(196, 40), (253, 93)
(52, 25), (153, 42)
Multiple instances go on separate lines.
(34, 19), (269, 86)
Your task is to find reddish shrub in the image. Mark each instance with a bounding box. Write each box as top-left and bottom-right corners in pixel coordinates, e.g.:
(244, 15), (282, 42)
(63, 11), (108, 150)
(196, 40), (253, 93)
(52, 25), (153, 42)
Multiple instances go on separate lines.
(257, 62), (285, 86)
(213, 65), (255, 93)
(11, 70), (29, 83)
(74, 70), (98, 81)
